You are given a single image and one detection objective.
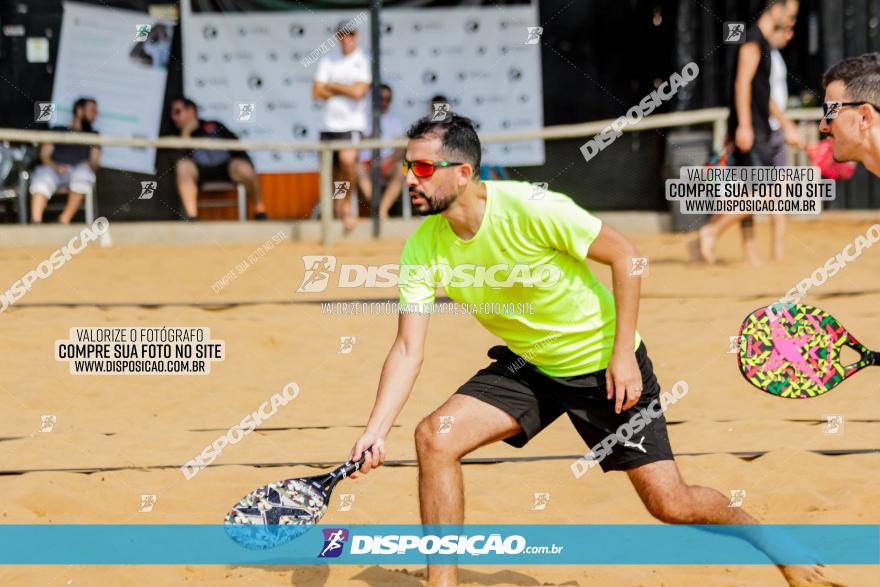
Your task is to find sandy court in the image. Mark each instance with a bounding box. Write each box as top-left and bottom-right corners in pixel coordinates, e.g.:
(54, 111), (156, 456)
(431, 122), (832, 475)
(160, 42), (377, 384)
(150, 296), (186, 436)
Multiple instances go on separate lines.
(0, 219), (878, 586)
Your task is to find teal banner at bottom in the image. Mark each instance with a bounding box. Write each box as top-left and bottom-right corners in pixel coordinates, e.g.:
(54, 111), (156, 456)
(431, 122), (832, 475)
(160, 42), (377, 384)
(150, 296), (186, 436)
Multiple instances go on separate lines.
(0, 524), (876, 565)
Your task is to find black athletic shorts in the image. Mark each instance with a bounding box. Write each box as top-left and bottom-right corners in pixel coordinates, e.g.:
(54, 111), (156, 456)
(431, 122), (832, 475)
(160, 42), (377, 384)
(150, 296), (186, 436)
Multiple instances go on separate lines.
(455, 341), (674, 472)
(195, 156), (251, 186)
(319, 130), (362, 142)
(320, 131), (362, 165)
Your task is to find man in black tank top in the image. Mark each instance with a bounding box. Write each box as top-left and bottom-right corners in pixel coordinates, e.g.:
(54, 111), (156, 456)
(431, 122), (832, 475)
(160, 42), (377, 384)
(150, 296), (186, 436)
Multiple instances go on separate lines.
(727, 23), (773, 155)
(695, 0), (802, 265)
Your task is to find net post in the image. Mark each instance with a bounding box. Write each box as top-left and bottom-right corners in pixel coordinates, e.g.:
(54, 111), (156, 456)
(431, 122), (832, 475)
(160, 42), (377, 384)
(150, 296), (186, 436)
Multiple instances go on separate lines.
(712, 112), (727, 154)
(319, 147), (334, 246)
(369, 0), (383, 239)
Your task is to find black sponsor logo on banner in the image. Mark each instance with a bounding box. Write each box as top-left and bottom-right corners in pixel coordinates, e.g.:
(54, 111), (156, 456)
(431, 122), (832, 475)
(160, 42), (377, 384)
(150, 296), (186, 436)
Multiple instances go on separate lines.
(456, 70), (490, 81)
(196, 77), (229, 88)
(238, 25), (269, 37)
(473, 95), (505, 106)
(431, 46), (464, 56)
(413, 22), (441, 32)
(222, 51), (254, 62)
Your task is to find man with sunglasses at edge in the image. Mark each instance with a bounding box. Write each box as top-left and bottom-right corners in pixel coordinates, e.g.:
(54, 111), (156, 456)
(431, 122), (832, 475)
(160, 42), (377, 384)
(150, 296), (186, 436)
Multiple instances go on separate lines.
(348, 113), (843, 587)
(820, 53), (880, 177)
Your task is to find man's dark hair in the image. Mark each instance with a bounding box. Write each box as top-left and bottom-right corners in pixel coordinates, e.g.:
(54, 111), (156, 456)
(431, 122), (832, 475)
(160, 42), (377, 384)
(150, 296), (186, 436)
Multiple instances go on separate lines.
(72, 97), (96, 131)
(335, 20), (357, 36)
(380, 83), (392, 95)
(406, 113), (481, 178)
(72, 97), (95, 116)
(822, 53), (880, 103)
(430, 94), (448, 104)
(172, 96), (198, 112)
(764, 0), (791, 11)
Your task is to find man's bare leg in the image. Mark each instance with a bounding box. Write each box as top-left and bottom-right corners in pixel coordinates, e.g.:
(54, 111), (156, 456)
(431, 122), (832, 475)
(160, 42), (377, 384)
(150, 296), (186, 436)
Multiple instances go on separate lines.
(379, 171), (404, 219)
(175, 158), (200, 218)
(30, 193), (49, 223)
(415, 394), (523, 587)
(740, 219), (761, 266)
(695, 213), (752, 264)
(337, 148), (360, 230)
(356, 164), (373, 206)
(771, 214), (787, 260)
(58, 192), (84, 224)
(228, 158), (266, 216)
(628, 460), (845, 586)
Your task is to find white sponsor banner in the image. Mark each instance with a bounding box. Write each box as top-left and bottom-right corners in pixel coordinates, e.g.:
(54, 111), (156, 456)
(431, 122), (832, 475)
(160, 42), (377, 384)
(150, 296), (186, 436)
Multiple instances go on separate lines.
(52, 2), (173, 173)
(180, 1), (544, 173)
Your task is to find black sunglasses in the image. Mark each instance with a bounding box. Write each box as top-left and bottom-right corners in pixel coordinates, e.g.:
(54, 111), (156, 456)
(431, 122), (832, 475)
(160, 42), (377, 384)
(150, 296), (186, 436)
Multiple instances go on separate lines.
(823, 101), (880, 120)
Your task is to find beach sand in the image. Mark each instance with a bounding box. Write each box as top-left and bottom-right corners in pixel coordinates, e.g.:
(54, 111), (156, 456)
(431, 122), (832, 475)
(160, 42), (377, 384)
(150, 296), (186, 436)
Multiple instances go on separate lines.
(0, 219), (877, 586)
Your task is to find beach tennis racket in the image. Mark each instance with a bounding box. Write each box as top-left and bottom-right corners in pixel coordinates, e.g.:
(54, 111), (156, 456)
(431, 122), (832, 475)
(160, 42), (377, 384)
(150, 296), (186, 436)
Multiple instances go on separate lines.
(737, 303), (878, 398)
(224, 452), (367, 549)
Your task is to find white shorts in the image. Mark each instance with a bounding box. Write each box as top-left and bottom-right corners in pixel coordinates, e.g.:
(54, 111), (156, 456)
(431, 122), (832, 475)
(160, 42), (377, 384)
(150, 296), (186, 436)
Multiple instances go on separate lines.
(29, 163), (96, 199)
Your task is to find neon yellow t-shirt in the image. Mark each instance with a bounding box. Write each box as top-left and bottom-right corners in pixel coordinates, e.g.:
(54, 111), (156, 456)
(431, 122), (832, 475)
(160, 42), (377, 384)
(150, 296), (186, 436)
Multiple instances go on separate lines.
(398, 180), (641, 377)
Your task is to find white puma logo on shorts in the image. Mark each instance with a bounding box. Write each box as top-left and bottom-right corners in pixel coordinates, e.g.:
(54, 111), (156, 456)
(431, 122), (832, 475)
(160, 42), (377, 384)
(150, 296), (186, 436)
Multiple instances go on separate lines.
(623, 436), (647, 454)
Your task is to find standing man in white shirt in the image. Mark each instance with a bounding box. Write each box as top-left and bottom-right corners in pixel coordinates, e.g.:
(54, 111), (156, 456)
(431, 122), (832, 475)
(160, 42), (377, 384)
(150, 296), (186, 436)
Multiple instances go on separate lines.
(312, 21), (372, 231)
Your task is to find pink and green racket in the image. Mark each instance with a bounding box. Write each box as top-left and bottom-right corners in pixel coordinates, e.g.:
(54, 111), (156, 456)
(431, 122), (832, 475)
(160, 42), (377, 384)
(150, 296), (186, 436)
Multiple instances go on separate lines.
(737, 303), (878, 398)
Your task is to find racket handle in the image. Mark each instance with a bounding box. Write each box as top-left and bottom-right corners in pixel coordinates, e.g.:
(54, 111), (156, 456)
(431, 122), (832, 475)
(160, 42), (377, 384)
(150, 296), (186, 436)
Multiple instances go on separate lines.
(339, 451), (369, 478)
(323, 449), (371, 492)
(872, 352), (880, 366)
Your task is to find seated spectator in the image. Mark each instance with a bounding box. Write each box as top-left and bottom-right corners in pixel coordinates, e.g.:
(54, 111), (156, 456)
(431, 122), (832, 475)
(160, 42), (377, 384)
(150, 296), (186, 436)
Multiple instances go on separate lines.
(30, 97), (100, 224)
(168, 96), (266, 221)
(357, 84), (404, 219)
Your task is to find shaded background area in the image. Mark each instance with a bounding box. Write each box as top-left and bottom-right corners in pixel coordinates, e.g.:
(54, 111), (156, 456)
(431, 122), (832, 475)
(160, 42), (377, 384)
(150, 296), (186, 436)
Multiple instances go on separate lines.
(1, 0), (878, 220)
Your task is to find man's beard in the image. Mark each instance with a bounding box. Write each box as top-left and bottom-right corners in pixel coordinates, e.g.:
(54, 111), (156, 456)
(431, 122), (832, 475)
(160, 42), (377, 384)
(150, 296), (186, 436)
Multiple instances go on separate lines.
(412, 188), (456, 216)
(80, 118), (94, 132)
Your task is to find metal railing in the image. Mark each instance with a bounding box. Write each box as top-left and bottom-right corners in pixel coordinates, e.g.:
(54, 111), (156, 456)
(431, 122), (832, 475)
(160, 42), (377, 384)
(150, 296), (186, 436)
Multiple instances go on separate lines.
(0, 106), (824, 243)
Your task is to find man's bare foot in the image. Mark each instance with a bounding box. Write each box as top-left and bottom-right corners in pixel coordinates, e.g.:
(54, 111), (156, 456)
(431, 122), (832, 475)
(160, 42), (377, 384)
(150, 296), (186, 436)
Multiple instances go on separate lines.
(342, 215), (358, 232)
(779, 563), (847, 586)
(697, 225), (717, 264)
(745, 251), (761, 267)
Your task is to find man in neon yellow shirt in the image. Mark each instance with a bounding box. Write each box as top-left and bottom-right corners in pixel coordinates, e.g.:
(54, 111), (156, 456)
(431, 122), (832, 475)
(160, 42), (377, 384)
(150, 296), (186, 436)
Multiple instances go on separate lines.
(350, 114), (836, 587)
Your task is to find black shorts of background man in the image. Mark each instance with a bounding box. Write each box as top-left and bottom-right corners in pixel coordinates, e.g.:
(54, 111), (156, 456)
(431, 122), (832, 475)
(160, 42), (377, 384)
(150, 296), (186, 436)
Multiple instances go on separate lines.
(168, 96), (266, 221)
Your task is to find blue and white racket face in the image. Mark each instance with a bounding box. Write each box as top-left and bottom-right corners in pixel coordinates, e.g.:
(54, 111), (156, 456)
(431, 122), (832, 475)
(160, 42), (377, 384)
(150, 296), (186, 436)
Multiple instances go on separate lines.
(224, 478), (328, 549)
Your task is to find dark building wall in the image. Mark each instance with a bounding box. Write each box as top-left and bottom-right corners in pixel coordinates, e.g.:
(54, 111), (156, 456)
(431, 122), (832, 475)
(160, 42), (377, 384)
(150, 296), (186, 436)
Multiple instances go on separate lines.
(530, 0), (880, 211)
